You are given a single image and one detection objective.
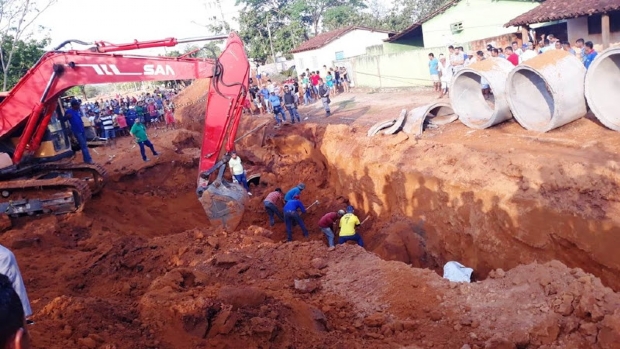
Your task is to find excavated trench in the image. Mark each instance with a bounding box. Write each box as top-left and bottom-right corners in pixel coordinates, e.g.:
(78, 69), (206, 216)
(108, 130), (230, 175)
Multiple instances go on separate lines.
(233, 118), (620, 290)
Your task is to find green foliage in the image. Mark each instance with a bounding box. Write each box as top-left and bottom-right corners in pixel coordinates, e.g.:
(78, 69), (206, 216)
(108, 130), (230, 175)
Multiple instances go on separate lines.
(0, 35), (47, 90)
(235, 0), (452, 63)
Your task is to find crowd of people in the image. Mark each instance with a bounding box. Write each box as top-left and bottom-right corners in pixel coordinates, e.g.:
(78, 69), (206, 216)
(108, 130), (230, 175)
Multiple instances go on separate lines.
(428, 34), (600, 98)
(247, 64), (352, 123)
(68, 87), (179, 142)
(58, 87), (176, 164)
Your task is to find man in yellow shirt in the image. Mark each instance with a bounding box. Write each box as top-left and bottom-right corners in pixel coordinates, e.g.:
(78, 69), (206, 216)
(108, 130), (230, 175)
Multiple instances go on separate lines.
(338, 205), (364, 247)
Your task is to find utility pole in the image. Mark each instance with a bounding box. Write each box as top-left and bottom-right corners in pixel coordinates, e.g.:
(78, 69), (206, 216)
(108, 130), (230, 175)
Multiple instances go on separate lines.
(265, 16), (278, 73)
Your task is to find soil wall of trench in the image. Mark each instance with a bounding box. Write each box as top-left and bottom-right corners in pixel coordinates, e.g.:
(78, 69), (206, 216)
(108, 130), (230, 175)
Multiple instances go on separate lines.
(238, 120), (620, 290)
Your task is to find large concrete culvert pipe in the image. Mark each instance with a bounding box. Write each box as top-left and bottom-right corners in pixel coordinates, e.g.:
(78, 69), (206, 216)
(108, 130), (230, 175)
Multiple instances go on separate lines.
(585, 47), (620, 131)
(506, 50), (587, 132)
(450, 58), (514, 129)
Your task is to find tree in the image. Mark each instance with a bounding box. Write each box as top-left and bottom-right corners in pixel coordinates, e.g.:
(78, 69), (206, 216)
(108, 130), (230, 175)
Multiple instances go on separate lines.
(0, 35), (47, 90)
(0, 0), (57, 90)
(383, 0), (451, 32)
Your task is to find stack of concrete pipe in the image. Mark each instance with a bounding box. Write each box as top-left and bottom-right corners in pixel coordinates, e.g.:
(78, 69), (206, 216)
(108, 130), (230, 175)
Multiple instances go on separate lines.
(585, 47), (620, 131)
(449, 47), (620, 133)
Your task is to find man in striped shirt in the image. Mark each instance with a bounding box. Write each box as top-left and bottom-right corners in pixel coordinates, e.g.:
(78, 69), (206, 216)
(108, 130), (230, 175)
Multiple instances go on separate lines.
(99, 111), (115, 144)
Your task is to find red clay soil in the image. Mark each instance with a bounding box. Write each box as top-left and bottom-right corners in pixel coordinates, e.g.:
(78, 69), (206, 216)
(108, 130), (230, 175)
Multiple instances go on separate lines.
(2, 81), (620, 348)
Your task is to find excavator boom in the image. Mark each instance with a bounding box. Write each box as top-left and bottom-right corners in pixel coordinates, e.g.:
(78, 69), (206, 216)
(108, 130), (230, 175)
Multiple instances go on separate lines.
(0, 32), (250, 230)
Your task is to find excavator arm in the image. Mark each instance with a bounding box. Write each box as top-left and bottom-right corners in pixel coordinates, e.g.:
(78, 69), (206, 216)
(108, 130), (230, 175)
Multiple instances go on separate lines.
(0, 32), (250, 230)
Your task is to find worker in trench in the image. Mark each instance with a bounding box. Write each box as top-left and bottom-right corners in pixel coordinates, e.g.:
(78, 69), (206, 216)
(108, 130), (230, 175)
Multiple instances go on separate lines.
(263, 188), (284, 226)
(283, 195), (309, 241)
(130, 118), (159, 162)
(338, 206), (365, 247)
(228, 151), (251, 196)
(0, 273), (31, 349)
(284, 183), (305, 203)
(318, 209), (345, 250)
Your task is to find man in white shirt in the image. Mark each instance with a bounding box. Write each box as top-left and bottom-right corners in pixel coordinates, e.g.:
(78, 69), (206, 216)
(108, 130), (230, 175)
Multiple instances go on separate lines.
(448, 45), (464, 74)
(438, 54), (453, 98)
(0, 244), (32, 318)
(228, 151), (251, 195)
(520, 42), (537, 63)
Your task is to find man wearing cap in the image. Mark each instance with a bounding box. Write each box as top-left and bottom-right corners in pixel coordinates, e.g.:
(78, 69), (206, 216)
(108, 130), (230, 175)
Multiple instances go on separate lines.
(338, 206), (364, 247)
(60, 99), (94, 164)
(284, 183), (305, 203)
(318, 210), (345, 249)
(228, 151), (251, 195)
(264, 188), (284, 226)
(283, 195), (309, 241)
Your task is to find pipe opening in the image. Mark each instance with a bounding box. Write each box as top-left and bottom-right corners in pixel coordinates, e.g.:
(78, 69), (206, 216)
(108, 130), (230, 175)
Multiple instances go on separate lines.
(586, 53), (620, 130)
(452, 71), (495, 127)
(508, 69), (554, 130)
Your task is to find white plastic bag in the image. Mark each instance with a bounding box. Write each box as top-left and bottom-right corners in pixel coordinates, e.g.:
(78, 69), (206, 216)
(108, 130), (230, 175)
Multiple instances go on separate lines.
(443, 261), (473, 283)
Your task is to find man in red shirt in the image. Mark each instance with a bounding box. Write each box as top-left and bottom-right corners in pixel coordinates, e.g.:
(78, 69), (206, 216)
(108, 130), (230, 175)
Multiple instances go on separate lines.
(505, 46), (519, 66)
(318, 209), (345, 249)
(263, 188), (284, 227)
(310, 72), (320, 97)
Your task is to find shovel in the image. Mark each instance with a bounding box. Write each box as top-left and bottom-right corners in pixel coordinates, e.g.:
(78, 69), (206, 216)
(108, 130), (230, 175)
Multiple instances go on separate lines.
(306, 200), (320, 210)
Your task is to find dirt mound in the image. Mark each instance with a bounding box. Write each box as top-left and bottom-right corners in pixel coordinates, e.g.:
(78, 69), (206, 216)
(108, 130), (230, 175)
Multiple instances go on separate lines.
(173, 79), (210, 132)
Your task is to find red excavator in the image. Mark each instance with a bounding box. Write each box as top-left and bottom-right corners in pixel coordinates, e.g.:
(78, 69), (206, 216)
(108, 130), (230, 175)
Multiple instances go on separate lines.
(0, 32), (250, 230)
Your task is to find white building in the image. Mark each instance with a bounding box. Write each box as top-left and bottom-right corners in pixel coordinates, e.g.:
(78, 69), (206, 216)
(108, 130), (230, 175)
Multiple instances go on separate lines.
(291, 26), (392, 73)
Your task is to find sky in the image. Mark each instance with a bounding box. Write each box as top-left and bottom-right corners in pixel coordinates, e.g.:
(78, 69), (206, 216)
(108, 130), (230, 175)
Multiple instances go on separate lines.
(34, 0), (241, 55)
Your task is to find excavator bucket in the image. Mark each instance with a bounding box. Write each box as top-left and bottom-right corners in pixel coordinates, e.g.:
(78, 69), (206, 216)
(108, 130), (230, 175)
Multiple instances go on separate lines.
(196, 32), (250, 231)
(198, 182), (248, 231)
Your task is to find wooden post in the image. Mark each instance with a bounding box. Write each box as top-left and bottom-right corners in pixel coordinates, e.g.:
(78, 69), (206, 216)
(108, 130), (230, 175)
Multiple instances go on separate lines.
(602, 13), (610, 49)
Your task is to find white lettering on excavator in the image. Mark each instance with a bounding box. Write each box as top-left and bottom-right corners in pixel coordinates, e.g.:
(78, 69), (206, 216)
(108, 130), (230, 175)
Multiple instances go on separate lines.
(143, 65), (175, 76)
(75, 64), (175, 76)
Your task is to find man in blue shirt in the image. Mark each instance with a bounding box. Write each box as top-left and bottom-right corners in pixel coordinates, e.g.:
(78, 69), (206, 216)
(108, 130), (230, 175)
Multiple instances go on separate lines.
(428, 53), (440, 92)
(283, 195), (309, 241)
(260, 85), (271, 113)
(268, 92), (287, 127)
(284, 183), (305, 203)
(583, 41), (598, 70)
(61, 99), (93, 164)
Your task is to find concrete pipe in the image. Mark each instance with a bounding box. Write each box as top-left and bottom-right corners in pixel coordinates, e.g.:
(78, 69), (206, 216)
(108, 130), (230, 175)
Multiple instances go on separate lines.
(450, 58), (515, 129)
(506, 50), (587, 132)
(585, 47), (620, 131)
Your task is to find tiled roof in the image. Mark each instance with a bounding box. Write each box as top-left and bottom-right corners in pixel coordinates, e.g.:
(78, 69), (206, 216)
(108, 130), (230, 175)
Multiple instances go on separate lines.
(290, 26), (393, 54)
(505, 0), (620, 27)
(384, 0), (461, 43)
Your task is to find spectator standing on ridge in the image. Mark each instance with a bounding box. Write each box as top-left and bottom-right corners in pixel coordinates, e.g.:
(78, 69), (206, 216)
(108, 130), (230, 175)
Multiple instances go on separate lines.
(130, 117), (159, 162)
(318, 78), (331, 116)
(60, 99), (93, 164)
(583, 41), (598, 69)
(228, 150), (251, 195)
(428, 53), (440, 92)
(318, 209), (345, 249)
(263, 188), (284, 226)
(505, 47), (519, 66)
(437, 54), (452, 98)
(268, 92), (287, 127)
(575, 38), (586, 63)
(283, 85), (301, 123)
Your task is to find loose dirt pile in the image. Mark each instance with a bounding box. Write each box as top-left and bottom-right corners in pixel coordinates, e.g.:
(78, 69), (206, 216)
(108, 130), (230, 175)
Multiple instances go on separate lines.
(2, 81), (620, 348)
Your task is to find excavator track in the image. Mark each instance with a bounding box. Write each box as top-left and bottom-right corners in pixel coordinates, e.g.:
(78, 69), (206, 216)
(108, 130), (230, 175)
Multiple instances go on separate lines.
(34, 162), (107, 194)
(0, 177), (92, 217)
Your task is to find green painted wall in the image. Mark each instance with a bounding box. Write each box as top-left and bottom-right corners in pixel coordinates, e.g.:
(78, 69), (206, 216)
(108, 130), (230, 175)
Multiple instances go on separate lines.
(422, 0), (540, 47)
(349, 46), (444, 88)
